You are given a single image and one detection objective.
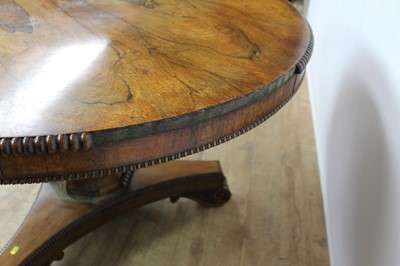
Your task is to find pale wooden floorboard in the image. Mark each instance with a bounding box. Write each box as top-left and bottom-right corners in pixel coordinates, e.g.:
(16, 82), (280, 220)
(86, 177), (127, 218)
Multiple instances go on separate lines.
(0, 80), (329, 265)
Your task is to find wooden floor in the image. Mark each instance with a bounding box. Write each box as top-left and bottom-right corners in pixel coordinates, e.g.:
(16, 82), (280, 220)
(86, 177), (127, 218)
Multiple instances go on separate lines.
(0, 80), (329, 266)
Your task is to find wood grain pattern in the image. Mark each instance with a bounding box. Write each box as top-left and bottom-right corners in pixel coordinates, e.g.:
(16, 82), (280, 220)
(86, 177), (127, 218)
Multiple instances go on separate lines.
(0, 2), (322, 264)
(0, 0), (33, 33)
(0, 0), (309, 137)
(0, 0), (311, 183)
(0, 72), (305, 184)
(0, 79), (329, 265)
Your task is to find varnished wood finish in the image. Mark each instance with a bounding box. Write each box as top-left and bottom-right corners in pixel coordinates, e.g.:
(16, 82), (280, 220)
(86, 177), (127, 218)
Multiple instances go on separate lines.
(0, 1), (318, 265)
(0, 0), (312, 183)
(63, 171), (133, 199)
(0, 80), (329, 265)
(0, 160), (230, 266)
(1, 72), (305, 183)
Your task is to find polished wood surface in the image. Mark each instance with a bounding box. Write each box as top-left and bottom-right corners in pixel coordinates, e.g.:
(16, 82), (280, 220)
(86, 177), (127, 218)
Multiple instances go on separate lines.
(0, 80), (330, 265)
(0, 71), (305, 182)
(0, 0), (309, 136)
(0, 0), (312, 183)
(0, 1), (319, 265)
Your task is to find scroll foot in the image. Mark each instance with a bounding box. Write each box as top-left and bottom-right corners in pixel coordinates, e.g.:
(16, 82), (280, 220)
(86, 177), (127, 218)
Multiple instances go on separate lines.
(173, 179), (231, 207)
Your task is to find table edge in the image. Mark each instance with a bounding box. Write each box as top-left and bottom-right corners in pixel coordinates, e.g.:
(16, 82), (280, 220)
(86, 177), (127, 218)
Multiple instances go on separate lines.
(0, 24), (313, 157)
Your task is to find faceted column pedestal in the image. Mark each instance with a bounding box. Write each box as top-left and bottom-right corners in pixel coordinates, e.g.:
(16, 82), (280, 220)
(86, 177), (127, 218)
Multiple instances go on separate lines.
(0, 160), (231, 266)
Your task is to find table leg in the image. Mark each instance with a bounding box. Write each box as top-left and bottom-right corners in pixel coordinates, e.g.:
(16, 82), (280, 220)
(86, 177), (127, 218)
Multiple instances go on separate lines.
(0, 160), (231, 266)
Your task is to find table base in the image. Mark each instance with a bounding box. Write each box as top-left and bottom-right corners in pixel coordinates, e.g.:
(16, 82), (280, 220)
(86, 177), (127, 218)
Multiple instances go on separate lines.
(0, 161), (231, 266)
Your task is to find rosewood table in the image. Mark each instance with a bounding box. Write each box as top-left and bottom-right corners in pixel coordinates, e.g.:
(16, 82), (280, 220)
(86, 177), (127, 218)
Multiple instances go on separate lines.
(0, 0), (312, 265)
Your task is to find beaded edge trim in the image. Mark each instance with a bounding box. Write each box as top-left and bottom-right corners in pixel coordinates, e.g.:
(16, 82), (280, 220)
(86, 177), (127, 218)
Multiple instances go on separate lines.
(0, 24), (313, 184)
(0, 133), (93, 157)
(0, 24), (313, 157)
(0, 72), (305, 185)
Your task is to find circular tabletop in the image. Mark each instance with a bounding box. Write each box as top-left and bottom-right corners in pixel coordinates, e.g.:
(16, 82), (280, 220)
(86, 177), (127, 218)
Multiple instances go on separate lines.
(0, 0), (312, 184)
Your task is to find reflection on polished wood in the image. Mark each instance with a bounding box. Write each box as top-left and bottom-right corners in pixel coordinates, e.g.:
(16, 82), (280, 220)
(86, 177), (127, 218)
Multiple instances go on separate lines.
(0, 0), (320, 265)
(0, 0), (311, 182)
(0, 81), (329, 265)
(0, 0), (308, 136)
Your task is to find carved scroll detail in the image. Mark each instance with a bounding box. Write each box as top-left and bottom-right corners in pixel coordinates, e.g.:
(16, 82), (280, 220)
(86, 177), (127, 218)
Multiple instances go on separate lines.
(187, 180), (231, 207)
(0, 133), (93, 156)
